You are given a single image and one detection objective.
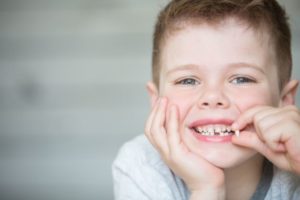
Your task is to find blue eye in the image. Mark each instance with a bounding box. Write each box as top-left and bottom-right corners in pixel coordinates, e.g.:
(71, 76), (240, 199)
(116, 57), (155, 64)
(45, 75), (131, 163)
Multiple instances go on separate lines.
(231, 77), (256, 84)
(176, 78), (199, 85)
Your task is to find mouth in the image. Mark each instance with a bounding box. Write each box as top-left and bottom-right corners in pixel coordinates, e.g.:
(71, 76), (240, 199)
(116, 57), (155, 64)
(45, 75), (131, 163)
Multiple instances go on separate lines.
(188, 118), (240, 142)
(192, 125), (239, 137)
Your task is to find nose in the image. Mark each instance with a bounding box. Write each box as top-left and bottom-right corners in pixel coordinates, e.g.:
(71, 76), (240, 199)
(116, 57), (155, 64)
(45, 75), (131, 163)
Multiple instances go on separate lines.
(197, 86), (230, 109)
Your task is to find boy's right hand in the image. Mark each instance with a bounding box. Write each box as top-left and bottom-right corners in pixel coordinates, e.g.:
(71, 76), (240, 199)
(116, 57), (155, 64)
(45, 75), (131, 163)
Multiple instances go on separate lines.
(145, 97), (225, 199)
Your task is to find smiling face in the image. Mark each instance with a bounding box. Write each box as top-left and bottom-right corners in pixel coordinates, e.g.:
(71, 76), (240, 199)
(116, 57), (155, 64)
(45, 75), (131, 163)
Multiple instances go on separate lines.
(150, 19), (283, 168)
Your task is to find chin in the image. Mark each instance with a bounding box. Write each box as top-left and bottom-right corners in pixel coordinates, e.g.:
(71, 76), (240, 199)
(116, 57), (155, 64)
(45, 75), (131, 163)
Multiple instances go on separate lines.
(186, 138), (257, 169)
(200, 149), (256, 169)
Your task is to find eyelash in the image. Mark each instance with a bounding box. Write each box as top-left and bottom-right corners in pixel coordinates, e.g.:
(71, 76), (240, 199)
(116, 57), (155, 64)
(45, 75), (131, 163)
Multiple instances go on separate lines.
(174, 76), (256, 86)
(175, 78), (200, 86)
(230, 76), (256, 84)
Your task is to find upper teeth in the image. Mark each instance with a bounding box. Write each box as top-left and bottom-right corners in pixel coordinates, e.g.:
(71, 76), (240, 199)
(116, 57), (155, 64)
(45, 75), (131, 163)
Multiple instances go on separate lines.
(194, 125), (236, 136)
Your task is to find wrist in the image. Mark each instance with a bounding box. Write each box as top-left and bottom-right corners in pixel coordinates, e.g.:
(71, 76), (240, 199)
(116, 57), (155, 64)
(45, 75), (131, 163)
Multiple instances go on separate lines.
(189, 187), (225, 200)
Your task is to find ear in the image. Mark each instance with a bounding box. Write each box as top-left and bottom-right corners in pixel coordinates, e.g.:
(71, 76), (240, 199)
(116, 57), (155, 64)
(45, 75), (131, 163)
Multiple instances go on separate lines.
(280, 79), (299, 106)
(146, 81), (159, 108)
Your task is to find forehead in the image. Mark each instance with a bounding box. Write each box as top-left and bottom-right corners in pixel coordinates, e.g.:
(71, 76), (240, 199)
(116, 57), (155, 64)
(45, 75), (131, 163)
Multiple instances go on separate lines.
(160, 18), (276, 73)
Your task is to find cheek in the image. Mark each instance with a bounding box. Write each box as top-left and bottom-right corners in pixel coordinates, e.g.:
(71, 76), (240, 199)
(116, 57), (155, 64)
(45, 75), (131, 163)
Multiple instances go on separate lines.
(235, 89), (277, 111)
(166, 94), (196, 122)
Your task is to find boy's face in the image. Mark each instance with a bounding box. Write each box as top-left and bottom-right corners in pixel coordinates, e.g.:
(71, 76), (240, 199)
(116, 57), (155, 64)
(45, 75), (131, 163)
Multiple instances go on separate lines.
(149, 19), (284, 168)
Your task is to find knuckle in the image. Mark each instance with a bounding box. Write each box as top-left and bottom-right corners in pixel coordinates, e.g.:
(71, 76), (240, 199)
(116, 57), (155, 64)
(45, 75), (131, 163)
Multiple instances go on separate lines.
(254, 115), (263, 127)
(150, 126), (159, 135)
(259, 126), (271, 141)
(253, 112), (263, 123)
(268, 141), (278, 151)
(259, 124), (268, 133)
(264, 130), (273, 141)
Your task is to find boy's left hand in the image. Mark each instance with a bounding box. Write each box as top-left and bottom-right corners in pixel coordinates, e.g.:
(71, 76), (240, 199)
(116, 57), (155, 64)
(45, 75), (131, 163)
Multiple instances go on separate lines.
(232, 105), (300, 175)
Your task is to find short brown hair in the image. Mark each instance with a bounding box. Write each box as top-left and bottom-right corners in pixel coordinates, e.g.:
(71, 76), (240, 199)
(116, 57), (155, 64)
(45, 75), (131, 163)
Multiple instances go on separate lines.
(152, 0), (292, 89)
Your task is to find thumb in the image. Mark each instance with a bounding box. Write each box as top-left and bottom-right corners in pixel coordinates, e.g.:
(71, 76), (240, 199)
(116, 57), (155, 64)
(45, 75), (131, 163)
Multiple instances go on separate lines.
(232, 131), (264, 151)
(232, 131), (286, 160)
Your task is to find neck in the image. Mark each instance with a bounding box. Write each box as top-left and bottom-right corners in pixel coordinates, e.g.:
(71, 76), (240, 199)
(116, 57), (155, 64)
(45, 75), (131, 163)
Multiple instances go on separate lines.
(224, 154), (264, 200)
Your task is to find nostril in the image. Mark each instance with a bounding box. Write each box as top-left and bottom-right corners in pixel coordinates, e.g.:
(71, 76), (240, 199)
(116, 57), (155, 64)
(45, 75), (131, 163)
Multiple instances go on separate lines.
(203, 102), (209, 106)
(201, 102), (224, 107)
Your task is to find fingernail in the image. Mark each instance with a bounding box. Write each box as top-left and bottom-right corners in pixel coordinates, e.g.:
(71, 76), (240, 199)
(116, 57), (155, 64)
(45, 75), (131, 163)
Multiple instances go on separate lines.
(232, 122), (238, 130)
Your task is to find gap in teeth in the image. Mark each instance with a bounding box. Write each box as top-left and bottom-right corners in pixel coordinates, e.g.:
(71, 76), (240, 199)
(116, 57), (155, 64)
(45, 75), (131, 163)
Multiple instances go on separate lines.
(194, 125), (235, 136)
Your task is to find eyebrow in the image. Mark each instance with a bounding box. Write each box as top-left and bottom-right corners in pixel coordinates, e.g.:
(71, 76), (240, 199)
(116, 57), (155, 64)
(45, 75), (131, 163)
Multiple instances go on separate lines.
(229, 62), (266, 74)
(165, 62), (266, 75)
(165, 64), (201, 76)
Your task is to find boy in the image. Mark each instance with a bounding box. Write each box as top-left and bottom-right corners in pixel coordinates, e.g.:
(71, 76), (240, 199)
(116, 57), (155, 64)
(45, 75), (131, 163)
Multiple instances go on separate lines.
(113, 0), (300, 199)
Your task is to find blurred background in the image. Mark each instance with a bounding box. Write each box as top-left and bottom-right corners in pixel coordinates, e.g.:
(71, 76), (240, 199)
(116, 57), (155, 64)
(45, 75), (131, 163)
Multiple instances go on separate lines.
(0, 0), (299, 200)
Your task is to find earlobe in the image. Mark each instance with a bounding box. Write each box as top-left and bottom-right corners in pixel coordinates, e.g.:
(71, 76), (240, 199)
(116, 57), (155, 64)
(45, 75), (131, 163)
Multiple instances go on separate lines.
(280, 79), (299, 106)
(146, 81), (159, 108)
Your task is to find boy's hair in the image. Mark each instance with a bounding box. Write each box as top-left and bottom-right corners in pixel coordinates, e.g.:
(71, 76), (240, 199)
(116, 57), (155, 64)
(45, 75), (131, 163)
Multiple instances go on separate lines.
(152, 0), (291, 89)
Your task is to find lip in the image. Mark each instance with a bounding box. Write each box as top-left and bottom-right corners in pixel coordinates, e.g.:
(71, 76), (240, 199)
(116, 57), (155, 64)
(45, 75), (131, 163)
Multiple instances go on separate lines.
(189, 118), (235, 143)
(192, 131), (233, 143)
(189, 118), (234, 128)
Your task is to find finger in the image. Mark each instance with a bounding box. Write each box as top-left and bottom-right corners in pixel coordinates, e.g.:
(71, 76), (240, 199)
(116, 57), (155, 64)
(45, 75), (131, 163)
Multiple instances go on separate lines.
(232, 106), (273, 131)
(232, 131), (265, 151)
(150, 97), (170, 155)
(232, 130), (294, 171)
(232, 106), (280, 143)
(251, 108), (287, 142)
(145, 97), (160, 145)
(166, 104), (181, 154)
(250, 106), (300, 151)
(256, 109), (291, 142)
(262, 119), (297, 152)
(232, 131), (286, 156)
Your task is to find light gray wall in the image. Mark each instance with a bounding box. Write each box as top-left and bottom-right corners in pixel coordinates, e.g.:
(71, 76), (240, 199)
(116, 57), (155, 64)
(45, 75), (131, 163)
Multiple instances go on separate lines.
(0, 0), (299, 200)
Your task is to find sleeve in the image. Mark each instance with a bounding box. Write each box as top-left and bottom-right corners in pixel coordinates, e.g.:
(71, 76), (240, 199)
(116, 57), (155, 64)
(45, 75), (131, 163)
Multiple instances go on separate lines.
(292, 177), (300, 200)
(292, 186), (300, 200)
(270, 168), (300, 200)
(112, 162), (151, 200)
(112, 136), (186, 200)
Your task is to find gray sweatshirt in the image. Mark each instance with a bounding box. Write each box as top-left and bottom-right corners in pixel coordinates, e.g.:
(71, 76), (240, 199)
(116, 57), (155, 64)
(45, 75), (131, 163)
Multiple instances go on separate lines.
(112, 135), (300, 200)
